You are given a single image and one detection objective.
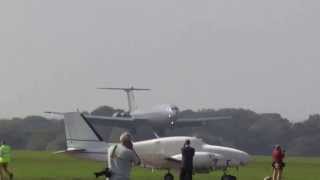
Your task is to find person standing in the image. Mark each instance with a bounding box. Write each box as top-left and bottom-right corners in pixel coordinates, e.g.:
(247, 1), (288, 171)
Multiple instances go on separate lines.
(107, 132), (141, 180)
(272, 145), (285, 180)
(0, 141), (13, 180)
(180, 139), (195, 180)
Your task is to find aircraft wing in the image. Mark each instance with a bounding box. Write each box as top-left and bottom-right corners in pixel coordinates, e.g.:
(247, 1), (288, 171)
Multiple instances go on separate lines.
(165, 152), (225, 164)
(83, 114), (147, 129)
(165, 156), (181, 164)
(174, 116), (232, 128)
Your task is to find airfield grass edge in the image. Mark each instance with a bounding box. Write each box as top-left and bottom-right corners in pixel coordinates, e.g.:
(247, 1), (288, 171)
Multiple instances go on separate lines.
(7, 151), (320, 180)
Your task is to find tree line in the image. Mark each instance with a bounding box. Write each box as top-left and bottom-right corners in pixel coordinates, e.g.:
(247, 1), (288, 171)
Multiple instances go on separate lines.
(0, 105), (319, 156)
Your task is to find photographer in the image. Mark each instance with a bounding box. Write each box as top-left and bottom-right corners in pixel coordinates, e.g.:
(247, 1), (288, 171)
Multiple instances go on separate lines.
(106, 132), (141, 180)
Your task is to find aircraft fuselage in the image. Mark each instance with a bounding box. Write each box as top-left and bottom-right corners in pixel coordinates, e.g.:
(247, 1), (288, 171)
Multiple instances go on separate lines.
(129, 104), (179, 128)
(67, 136), (250, 172)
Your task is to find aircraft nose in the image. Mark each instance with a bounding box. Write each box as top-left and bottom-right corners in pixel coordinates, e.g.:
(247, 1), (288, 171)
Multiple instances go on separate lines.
(240, 151), (251, 165)
(168, 107), (179, 121)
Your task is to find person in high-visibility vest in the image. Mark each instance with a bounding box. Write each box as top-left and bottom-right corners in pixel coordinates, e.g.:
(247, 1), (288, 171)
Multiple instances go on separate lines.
(0, 141), (13, 180)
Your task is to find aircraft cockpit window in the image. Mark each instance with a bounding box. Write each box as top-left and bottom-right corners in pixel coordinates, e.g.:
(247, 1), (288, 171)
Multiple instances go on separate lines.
(171, 106), (179, 112)
(114, 111), (131, 117)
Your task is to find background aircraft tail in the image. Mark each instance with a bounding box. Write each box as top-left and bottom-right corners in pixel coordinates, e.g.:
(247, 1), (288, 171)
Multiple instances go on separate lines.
(97, 86), (150, 113)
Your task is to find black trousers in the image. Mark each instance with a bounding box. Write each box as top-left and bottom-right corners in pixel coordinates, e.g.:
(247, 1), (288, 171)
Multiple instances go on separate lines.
(180, 168), (192, 180)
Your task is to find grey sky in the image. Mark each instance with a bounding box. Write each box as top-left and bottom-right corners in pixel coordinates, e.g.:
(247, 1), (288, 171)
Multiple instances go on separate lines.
(0, 1), (319, 121)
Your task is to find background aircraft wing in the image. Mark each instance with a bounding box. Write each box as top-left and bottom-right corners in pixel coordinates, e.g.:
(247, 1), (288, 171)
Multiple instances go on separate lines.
(174, 116), (232, 128)
(83, 114), (148, 129)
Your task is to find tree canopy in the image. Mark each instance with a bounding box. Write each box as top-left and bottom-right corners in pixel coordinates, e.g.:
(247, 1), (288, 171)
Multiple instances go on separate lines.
(0, 106), (319, 156)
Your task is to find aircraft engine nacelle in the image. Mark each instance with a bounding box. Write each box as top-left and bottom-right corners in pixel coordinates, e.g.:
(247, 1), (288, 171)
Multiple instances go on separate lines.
(172, 152), (215, 172)
(193, 152), (216, 172)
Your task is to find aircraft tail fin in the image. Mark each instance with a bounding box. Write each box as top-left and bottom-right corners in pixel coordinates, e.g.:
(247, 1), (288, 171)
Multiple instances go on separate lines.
(63, 112), (106, 150)
(97, 86), (151, 112)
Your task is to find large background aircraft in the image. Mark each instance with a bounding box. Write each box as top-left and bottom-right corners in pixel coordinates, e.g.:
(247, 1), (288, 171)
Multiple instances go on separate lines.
(59, 111), (250, 180)
(85, 86), (231, 136)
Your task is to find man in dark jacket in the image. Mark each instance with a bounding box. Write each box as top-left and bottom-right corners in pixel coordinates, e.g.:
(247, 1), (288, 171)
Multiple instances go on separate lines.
(180, 139), (195, 180)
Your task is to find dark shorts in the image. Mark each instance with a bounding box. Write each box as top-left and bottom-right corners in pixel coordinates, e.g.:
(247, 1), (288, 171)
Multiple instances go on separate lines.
(272, 161), (285, 170)
(0, 162), (9, 167)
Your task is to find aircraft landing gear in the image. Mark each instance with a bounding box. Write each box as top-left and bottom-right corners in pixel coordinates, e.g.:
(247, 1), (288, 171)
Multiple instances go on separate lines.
(221, 174), (237, 180)
(170, 121), (175, 129)
(221, 160), (237, 180)
(164, 170), (174, 180)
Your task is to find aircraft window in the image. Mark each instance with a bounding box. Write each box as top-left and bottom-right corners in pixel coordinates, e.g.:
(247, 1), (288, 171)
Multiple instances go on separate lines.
(171, 107), (179, 111)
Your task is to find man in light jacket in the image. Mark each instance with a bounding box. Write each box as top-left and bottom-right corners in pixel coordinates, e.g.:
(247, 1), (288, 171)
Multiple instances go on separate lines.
(107, 132), (141, 180)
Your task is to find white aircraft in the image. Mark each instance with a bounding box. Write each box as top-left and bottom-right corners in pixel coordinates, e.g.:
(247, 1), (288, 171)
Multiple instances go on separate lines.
(55, 111), (250, 180)
(85, 86), (231, 135)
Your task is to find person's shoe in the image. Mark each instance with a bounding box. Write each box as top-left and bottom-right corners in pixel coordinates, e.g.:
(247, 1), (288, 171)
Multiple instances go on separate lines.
(94, 172), (99, 178)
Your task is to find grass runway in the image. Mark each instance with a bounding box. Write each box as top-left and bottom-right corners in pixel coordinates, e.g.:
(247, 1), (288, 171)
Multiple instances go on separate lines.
(6, 151), (320, 180)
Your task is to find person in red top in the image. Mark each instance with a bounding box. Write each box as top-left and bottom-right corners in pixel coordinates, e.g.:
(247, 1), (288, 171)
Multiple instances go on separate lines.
(272, 145), (285, 180)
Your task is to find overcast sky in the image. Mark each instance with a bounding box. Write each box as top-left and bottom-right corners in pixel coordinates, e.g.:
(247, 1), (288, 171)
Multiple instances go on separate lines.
(0, 1), (319, 121)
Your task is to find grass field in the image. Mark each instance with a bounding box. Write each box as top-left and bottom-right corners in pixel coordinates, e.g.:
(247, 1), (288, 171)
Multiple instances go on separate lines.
(5, 151), (320, 180)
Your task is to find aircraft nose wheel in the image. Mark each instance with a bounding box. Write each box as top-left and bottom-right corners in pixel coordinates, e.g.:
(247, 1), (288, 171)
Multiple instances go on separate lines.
(221, 174), (237, 180)
(221, 160), (237, 180)
(164, 170), (174, 180)
(170, 121), (175, 129)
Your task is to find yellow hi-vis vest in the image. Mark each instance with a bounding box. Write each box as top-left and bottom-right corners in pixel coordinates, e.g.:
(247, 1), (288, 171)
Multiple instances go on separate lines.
(0, 145), (11, 163)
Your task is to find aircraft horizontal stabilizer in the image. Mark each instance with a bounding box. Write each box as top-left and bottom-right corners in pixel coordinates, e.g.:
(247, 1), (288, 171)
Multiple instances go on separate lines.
(53, 148), (86, 154)
(97, 86), (150, 112)
(97, 87), (151, 91)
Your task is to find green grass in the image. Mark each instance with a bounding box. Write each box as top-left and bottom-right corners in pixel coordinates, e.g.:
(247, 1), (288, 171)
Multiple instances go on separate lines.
(4, 151), (320, 180)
